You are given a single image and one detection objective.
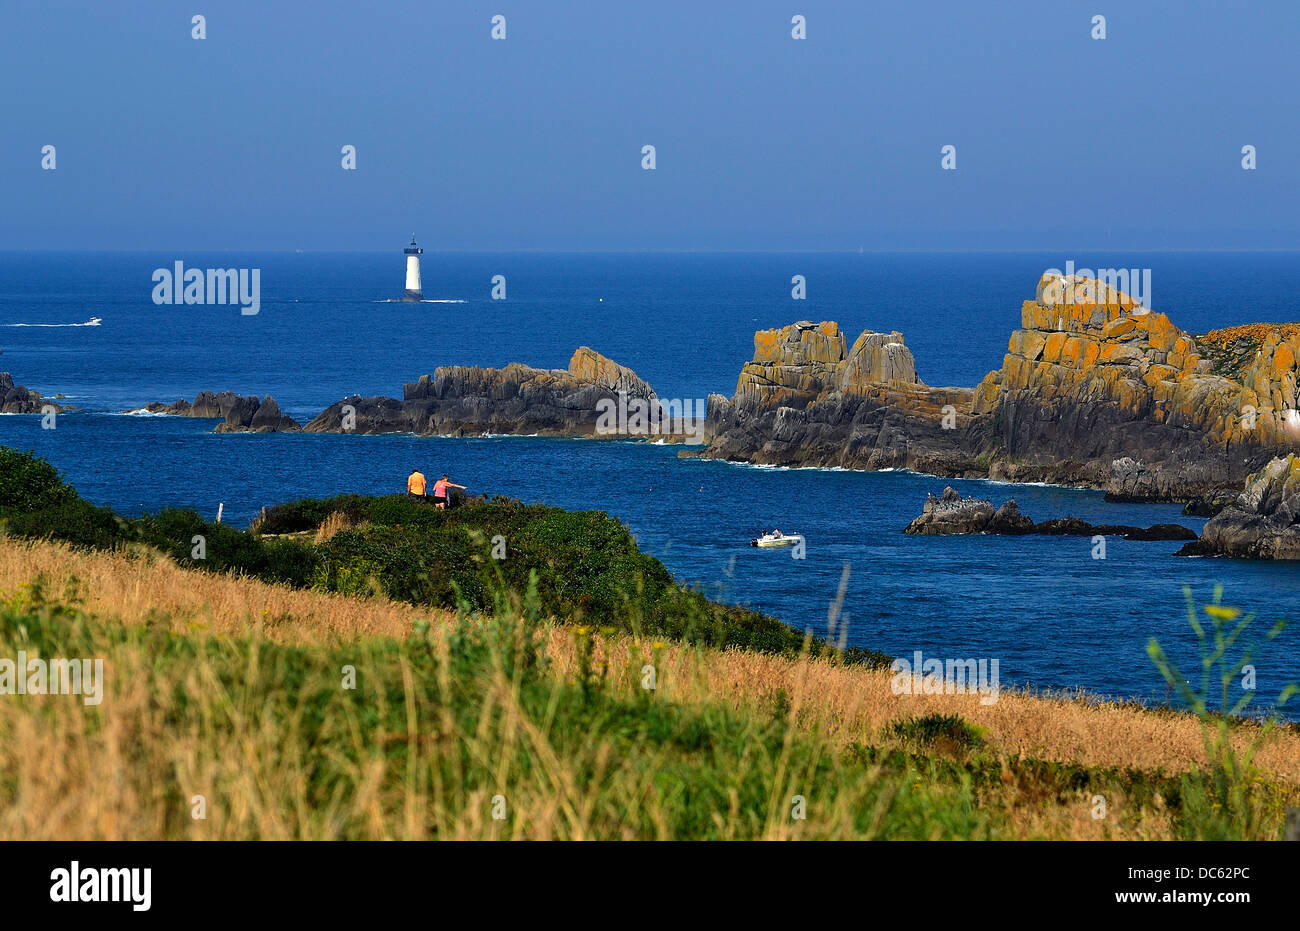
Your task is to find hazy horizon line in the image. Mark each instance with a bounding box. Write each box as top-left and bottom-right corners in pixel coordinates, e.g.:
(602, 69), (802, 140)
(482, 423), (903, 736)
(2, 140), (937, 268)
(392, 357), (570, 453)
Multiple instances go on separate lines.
(4, 247), (1300, 256)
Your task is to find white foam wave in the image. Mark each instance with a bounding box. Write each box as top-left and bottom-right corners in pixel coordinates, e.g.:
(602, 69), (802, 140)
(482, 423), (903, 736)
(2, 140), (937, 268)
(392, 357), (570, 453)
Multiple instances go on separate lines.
(3, 320), (102, 327)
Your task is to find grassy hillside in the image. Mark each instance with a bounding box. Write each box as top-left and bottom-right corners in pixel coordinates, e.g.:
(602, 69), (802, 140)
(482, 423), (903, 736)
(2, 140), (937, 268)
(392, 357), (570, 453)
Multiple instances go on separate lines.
(0, 446), (888, 664)
(4, 536), (1300, 839)
(1, 446), (1298, 839)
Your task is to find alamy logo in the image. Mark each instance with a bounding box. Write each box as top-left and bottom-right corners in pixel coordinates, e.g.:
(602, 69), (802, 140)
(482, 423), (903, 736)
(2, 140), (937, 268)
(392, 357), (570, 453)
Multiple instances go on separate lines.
(0, 651), (104, 705)
(890, 650), (1001, 705)
(152, 261), (261, 315)
(1039, 260), (1152, 309)
(50, 861), (151, 911)
(595, 392), (706, 444)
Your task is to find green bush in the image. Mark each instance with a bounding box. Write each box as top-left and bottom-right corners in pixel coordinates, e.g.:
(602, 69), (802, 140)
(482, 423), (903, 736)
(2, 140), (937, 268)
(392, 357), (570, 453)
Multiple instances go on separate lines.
(0, 498), (129, 550)
(0, 447), (79, 513)
(888, 714), (987, 753)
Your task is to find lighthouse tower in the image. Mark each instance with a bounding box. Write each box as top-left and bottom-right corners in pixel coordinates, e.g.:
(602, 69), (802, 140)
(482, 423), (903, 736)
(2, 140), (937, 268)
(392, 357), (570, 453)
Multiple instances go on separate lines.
(402, 235), (423, 301)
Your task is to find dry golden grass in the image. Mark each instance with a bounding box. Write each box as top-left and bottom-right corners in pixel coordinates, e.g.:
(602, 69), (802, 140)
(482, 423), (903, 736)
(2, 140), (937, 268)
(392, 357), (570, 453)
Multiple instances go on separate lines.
(0, 535), (450, 645)
(0, 530), (1294, 842)
(543, 635), (1300, 784)
(314, 510), (366, 544)
(2, 535), (1298, 785)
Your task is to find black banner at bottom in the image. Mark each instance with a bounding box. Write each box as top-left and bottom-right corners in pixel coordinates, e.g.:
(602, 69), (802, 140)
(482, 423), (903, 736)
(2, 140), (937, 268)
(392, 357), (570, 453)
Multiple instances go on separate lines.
(0, 840), (1286, 918)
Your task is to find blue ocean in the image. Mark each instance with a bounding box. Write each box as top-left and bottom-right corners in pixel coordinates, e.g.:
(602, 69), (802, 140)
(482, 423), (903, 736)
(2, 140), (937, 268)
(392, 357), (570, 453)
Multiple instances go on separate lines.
(3, 251), (1300, 715)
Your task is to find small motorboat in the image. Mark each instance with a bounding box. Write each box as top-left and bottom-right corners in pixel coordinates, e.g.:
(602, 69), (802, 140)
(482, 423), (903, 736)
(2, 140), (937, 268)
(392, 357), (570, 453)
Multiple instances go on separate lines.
(751, 530), (803, 547)
(85, 316), (102, 326)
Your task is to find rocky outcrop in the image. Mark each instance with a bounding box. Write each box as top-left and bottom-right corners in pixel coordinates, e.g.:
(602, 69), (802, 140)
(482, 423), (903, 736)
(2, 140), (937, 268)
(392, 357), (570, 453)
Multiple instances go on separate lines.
(702, 276), (1300, 503)
(1179, 455), (1300, 559)
(702, 322), (977, 473)
(903, 486), (1197, 541)
(128, 391), (299, 433)
(1181, 489), (1240, 518)
(0, 373), (65, 414)
(214, 395), (300, 433)
(903, 487), (998, 535)
(974, 276), (1298, 499)
(305, 347), (661, 437)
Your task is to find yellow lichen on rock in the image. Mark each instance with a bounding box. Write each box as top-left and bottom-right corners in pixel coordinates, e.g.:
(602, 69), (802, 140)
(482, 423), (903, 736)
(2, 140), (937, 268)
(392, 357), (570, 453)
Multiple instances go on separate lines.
(971, 276), (1300, 451)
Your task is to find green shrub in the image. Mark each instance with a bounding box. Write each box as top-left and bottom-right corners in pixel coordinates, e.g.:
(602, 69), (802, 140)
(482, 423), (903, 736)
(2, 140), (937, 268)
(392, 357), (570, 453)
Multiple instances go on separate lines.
(0, 447), (79, 513)
(0, 498), (129, 550)
(888, 714), (987, 753)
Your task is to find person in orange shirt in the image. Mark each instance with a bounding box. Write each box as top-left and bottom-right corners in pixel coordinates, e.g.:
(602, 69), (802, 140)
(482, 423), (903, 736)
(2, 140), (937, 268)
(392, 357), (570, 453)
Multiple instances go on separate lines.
(407, 469), (427, 501)
(432, 474), (466, 510)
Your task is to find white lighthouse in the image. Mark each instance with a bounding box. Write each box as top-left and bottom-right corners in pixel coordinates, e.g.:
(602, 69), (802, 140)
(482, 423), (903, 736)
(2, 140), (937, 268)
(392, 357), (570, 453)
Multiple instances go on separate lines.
(402, 235), (423, 301)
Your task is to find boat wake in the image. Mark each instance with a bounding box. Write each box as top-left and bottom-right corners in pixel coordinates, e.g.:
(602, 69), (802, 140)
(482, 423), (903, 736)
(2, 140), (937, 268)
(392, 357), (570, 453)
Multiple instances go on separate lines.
(372, 299), (467, 304)
(4, 317), (102, 327)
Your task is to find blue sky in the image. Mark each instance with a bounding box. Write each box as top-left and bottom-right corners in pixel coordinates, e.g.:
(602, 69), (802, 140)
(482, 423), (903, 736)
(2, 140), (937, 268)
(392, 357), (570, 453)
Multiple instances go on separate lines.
(1, 0), (1296, 251)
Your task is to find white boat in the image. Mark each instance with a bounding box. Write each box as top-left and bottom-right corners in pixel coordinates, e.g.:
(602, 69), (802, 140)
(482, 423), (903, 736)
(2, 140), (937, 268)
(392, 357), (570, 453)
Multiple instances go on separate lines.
(751, 531), (803, 548)
(85, 317), (102, 326)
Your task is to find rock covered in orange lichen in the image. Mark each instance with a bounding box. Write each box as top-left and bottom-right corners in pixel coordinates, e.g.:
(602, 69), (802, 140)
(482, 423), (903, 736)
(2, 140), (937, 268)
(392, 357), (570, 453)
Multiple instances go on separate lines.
(568, 346), (657, 398)
(706, 276), (1300, 501)
(974, 275), (1300, 451)
(733, 321), (921, 408)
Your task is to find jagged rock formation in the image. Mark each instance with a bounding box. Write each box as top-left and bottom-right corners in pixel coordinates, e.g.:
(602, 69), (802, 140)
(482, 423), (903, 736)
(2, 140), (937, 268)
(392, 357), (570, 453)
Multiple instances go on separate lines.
(213, 395), (300, 433)
(0, 373), (65, 414)
(305, 347), (659, 437)
(972, 276), (1299, 498)
(702, 276), (1300, 502)
(129, 391), (299, 433)
(1178, 455), (1300, 559)
(904, 486), (1196, 541)
(702, 321), (977, 472)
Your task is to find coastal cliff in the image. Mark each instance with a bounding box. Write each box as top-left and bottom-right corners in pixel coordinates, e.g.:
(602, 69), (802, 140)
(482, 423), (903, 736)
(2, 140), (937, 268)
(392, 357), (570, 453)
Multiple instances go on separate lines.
(701, 321), (977, 473)
(973, 276), (1298, 499)
(701, 276), (1300, 503)
(305, 347), (658, 436)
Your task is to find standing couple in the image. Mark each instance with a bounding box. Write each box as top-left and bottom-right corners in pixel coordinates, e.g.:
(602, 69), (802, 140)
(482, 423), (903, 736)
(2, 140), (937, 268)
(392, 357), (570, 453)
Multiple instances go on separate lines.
(406, 470), (466, 509)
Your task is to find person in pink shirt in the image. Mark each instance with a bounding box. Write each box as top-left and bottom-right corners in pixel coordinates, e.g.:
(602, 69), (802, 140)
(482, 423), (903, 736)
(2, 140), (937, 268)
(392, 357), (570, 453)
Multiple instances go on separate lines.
(431, 474), (466, 510)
